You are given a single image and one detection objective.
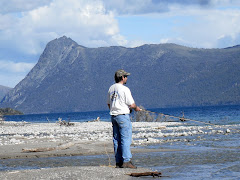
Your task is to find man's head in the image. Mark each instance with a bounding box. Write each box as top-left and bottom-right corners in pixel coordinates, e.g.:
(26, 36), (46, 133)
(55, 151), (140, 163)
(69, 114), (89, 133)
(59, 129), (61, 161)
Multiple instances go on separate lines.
(114, 69), (130, 83)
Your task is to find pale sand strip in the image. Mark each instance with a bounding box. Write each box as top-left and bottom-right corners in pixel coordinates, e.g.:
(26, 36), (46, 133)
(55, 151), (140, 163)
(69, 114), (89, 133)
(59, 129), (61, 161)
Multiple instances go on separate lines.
(0, 166), (152, 180)
(1, 121), (237, 179)
(0, 121), (183, 159)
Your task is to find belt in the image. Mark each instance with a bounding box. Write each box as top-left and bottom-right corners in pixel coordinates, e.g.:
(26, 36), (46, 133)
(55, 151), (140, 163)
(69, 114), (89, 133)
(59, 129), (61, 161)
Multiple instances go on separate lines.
(111, 114), (126, 117)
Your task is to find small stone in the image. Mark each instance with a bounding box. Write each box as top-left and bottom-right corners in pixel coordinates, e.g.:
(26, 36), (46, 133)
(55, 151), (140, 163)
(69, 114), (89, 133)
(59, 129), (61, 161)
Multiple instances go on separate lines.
(226, 129), (231, 133)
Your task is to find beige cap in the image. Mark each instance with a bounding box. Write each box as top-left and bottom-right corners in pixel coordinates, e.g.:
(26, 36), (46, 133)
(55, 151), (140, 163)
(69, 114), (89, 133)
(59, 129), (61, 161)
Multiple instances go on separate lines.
(115, 69), (131, 78)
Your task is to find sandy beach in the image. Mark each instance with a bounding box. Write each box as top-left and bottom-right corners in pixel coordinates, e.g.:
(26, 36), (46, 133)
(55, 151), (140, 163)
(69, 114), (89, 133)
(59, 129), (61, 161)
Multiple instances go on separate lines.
(0, 121), (181, 179)
(0, 121), (183, 159)
(0, 166), (155, 180)
(1, 120), (239, 179)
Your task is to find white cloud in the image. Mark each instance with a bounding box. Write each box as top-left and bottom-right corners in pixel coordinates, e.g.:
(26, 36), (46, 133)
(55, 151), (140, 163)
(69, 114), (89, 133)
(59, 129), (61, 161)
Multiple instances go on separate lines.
(151, 6), (240, 48)
(1, 0), (239, 58)
(0, 0), (128, 87)
(217, 33), (240, 48)
(102, 0), (240, 15)
(102, 0), (240, 48)
(0, 0), (51, 14)
(102, 0), (213, 15)
(0, 73), (26, 88)
(0, 0), (126, 58)
(0, 0), (240, 87)
(0, 60), (35, 87)
(0, 60), (35, 73)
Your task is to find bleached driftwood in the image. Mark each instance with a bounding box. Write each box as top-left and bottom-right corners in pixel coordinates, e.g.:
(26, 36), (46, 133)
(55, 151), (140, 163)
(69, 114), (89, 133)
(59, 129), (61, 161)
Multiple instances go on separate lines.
(56, 118), (74, 126)
(88, 117), (100, 122)
(22, 142), (75, 152)
(22, 147), (56, 152)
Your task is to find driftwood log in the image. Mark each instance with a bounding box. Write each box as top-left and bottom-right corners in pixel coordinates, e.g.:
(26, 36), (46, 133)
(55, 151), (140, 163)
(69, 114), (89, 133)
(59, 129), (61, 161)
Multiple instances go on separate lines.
(87, 117), (100, 122)
(22, 142), (75, 152)
(56, 118), (74, 126)
(128, 171), (162, 177)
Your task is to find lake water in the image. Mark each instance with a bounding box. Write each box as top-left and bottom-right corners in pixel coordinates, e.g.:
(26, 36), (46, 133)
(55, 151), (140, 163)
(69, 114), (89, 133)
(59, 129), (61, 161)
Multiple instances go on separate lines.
(1, 105), (240, 179)
(3, 105), (240, 125)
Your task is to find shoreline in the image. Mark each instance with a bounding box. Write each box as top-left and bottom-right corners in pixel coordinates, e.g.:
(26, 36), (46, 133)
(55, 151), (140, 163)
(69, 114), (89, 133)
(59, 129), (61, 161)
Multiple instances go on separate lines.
(0, 121), (176, 179)
(0, 120), (237, 160)
(0, 121), (184, 160)
(1, 121), (239, 179)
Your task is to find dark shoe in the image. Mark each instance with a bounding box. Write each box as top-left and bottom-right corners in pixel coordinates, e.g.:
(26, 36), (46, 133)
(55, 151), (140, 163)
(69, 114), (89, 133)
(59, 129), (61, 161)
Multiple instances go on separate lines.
(122, 161), (137, 169)
(116, 162), (123, 168)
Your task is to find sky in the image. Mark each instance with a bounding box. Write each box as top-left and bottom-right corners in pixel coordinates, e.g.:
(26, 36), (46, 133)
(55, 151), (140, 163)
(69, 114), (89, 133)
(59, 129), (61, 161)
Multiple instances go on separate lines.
(0, 0), (240, 88)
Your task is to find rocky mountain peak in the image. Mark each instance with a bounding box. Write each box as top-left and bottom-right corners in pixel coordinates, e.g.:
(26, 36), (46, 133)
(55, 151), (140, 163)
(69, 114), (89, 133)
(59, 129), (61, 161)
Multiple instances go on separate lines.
(1, 37), (240, 114)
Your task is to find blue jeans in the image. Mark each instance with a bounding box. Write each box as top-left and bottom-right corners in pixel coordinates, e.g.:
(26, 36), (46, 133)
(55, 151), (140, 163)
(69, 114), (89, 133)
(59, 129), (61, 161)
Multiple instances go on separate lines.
(111, 114), (132, 163)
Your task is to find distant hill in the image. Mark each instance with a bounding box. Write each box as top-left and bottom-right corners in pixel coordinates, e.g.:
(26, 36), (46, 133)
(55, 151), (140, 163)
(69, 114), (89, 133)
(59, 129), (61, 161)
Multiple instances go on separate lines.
(0, 85), (11, 101)
(0, 108), (23, 115)
(1, 36), (240, 114)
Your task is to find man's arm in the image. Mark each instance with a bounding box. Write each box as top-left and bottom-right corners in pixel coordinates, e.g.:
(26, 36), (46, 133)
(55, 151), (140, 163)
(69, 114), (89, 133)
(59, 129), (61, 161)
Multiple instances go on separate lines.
(108, 104), (110, 110)
(129, 103), (142, 111)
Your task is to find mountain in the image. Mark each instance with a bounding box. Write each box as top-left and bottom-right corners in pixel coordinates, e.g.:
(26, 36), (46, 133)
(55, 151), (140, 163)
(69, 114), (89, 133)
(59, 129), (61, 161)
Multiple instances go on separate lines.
(0, 85), (11, 101)
(1, 36), (240, 114)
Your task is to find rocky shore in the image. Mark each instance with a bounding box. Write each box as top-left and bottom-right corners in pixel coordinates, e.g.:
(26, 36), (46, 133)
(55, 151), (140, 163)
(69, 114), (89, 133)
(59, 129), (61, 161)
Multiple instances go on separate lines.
(0, 121), (176, 179)
(1, 120), (239, 179)
(0, 121), (181, 159)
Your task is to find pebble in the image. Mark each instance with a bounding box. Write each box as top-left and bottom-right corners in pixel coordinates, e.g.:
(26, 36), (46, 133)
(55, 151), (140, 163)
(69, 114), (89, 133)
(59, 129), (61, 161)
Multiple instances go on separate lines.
(226, 129), (231, 133)
(0, 121), (238, 146)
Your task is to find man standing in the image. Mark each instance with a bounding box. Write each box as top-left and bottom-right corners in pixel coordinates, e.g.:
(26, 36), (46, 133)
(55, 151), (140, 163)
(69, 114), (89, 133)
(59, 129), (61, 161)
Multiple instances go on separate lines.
(107, 69), (142, 168)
